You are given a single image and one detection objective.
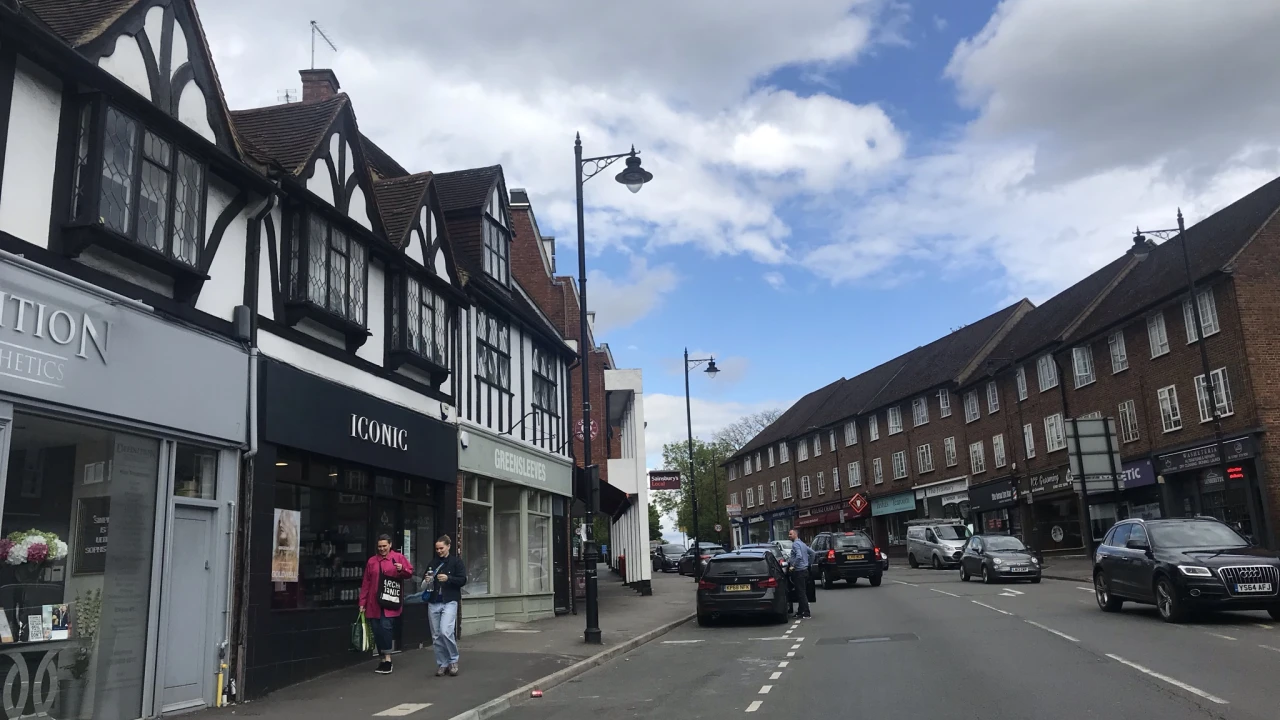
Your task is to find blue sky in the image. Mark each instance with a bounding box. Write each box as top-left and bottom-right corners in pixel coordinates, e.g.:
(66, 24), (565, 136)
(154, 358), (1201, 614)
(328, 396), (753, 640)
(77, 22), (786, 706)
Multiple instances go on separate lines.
(205, 1), (1280, 473)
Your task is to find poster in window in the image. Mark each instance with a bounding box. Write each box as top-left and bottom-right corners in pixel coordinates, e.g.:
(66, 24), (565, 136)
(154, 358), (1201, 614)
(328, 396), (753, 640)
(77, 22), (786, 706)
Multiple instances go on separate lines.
(74, 496), (111, 575)
(272, 509), (301, 582)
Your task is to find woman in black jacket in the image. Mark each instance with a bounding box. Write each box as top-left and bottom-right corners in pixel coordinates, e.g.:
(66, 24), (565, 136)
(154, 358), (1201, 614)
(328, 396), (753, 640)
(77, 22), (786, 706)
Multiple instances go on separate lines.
(424, 534), (467, 676)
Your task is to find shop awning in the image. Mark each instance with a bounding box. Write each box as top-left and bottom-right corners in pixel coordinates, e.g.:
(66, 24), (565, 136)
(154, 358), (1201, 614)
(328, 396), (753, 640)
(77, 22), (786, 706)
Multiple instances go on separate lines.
(600, 480), (630, 520)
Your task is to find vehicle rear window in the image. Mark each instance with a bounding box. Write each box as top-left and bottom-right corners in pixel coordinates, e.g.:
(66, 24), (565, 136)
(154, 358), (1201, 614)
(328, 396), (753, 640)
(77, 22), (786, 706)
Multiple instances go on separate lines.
(707, 558), (770, 576)
(834, 535), (873, 549)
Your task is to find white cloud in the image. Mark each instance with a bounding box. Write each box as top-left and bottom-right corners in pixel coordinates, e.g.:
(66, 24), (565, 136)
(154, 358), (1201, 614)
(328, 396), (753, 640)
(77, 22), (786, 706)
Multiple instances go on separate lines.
(586, 257), (678, 335)
(763, 272), (787, 290)
(642, 393), (792, 472)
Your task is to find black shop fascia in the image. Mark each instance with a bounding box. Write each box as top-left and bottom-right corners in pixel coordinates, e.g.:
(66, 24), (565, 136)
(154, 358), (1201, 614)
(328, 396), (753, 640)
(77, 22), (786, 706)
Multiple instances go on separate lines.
(243, 359), (458, 697)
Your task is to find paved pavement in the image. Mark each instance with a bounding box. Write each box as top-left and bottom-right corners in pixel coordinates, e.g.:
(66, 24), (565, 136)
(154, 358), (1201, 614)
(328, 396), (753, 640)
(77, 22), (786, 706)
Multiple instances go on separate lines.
(1039, 553), (1093, 582)
(202, 572), (693, 720)
(502, 566), (1280, 719)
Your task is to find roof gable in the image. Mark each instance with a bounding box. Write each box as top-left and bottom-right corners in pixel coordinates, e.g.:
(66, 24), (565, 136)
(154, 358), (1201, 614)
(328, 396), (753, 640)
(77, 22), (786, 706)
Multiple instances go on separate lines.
(372, 174), (462, 289)
(436, 165), (508, 281)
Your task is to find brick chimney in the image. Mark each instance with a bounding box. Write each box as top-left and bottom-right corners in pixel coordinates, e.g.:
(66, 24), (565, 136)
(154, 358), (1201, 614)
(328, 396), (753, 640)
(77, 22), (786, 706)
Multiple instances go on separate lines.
(300, 69), (340, 102)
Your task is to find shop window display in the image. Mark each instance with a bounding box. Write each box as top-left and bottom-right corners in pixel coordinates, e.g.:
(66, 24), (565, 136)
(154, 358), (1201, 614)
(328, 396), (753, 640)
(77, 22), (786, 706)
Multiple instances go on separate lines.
(2, 412), (159, 720)
(462, 477), (492, 596)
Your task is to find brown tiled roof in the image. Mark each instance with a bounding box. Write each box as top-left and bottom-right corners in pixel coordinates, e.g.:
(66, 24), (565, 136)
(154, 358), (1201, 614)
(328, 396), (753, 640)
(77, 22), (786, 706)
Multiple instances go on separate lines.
(805, 355), (911, 430)
(435, 166), (501, 212)
(23, 0), (136, 46)
(361, 134), (409, 180)
(372, 173), (431, 247)
(1065, 175), (1280, 344)
(733, 378), (847, 459)
(229, 95), (348, 176)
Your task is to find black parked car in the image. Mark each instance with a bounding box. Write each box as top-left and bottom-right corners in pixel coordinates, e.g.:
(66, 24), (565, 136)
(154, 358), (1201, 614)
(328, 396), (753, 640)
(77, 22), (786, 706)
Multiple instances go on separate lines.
(696, 550), (789, 625)
(811, 532), (883, 588)
(1093, 517), (1280, 623)
(960, 534), (1041, 583)
(678, 544), (726, 575)
(740, 542), (789, 572)
(652, 543), (686, 573)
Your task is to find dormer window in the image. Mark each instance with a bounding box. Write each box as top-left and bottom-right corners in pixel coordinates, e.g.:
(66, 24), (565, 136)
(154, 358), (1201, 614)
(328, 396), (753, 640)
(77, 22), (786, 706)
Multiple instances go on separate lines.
(483, 186), (510, 283)
(65, 99), (208, 298)
(283, 207), (369, 350)
(389, 273), (451, 385)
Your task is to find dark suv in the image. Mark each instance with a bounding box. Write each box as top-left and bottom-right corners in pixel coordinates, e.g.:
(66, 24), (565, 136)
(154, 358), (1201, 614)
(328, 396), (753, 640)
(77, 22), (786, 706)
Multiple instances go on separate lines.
(652, 543), (685, 573)
(811, 531), (883, 588)
(1093, 517), (1280, 623)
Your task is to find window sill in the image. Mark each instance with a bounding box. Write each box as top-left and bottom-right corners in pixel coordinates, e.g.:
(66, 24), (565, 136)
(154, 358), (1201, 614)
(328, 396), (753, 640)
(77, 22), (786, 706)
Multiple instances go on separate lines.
(1151, 351), (1170, 360)
(1075, 380), (1097, 390)
(62, 221), (208, 301)
(1112, 367), (1130, 375)
(1162, 428), (1183, 434)
(387, 348), (452, 387)
(284, 299), (371, 352)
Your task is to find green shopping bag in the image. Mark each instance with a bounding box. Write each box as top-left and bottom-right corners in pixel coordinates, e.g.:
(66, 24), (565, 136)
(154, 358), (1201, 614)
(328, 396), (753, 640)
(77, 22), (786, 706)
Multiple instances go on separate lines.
(351, 609), (372, 652)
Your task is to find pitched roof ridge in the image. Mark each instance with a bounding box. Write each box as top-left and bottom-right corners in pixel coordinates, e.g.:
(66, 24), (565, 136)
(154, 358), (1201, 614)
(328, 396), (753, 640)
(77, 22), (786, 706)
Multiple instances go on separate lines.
(230, 92), (349, 117)
(185, 0), (242, 159)
(374, 171), (433, 185)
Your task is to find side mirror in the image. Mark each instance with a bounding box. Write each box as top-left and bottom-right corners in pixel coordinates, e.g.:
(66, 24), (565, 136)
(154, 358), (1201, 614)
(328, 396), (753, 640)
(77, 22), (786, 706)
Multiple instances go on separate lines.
(1126, 538), (1150, 552)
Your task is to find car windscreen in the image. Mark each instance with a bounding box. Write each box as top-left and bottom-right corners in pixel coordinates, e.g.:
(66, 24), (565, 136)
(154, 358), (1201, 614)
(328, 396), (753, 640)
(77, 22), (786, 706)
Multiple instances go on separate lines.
(661, 544), (684, 554)
(984, 536), (1026, 551)
(1148, 522), (1248, 549)
(834, 535), (873, 549)
(935, 526), (970, 541)
(706, 557), (770, 576)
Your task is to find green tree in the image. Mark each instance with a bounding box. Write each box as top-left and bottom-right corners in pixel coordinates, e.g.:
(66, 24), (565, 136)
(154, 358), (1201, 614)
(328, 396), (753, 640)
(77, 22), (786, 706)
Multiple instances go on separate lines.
(648, 503), (665, 542)
(659, 437), (736, 546)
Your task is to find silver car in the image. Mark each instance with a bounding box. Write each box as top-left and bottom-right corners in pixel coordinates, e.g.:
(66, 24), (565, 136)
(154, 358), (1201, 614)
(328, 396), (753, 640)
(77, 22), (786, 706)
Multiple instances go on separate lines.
(907, 523), (970, 569)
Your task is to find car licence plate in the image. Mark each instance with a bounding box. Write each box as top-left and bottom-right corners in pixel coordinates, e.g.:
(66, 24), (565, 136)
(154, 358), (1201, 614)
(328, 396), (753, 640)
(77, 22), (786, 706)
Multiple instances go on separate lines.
(1236, 583), (1273, 593)
(1011, 567), (1029, 573)
(846, 554), (864, 561)
(724, 584), (751, 592)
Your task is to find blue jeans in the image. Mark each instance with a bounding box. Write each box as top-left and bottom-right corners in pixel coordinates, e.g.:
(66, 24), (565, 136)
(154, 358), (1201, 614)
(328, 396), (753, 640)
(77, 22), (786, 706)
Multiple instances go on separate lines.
(428, 601), (459, 667)
(371, 617), (396, 655)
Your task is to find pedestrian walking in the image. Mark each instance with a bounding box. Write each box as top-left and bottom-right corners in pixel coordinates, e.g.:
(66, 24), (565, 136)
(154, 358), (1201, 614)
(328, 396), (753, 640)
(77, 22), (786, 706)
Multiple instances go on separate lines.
(787, 529), (814, 620)
(359, 534), (414, 674)
(424, 534), (467, 677)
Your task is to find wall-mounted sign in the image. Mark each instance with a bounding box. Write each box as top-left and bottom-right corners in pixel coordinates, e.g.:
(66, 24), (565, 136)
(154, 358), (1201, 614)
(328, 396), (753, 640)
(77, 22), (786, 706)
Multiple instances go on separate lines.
(726, 503), (742, 518)
(1156, 436), (1255, 474)
(350, 414), (409, 450)
(649, 471), (682, 490)
(74, 496), (110, 575)
(915, 477), (969, 500)
(458, 427), (572, 496)
(575, 419), (599, 441)
(871, 492), (916, 517)
(968, 479), (1018, 512)
(848, 493), (868, 515)
(1029, 467), (1073, 494)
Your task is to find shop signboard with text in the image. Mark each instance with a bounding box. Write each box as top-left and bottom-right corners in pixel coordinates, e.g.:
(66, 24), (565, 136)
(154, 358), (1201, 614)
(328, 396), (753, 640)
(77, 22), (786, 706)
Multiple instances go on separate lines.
(458, 429), (573, 496)
(648, 471), (682, 490)
(871, 492), (917, 517)
(1029, 467), (1073, 494)
(1156, 436), (1255, 475)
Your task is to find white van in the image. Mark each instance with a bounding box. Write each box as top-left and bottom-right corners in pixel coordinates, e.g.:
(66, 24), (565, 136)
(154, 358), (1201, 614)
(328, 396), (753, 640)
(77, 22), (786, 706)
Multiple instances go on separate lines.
(907, 522), (971, 569)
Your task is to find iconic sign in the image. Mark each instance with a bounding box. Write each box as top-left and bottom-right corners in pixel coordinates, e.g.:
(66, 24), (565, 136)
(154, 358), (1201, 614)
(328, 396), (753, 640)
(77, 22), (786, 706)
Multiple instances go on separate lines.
(649, 471), (682, 490)
(848, 493), (868, 515)
(350, 414), (409, 450)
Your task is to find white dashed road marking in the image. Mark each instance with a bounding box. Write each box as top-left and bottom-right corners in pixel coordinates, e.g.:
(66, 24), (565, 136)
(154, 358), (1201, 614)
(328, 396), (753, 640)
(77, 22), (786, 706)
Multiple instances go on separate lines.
(746, 700), (763, 712)
(1077, 586), (1094, 592)
(778, 661), (789, 668)
(786, 651), (795, 657)
(1256, 624), (1274, 630)
(931, 588), (960, 597)
(770, 671), (782, 680)
(1024, 620), (1078, 642)
(374, 704), (431, 716)
(1106, 654), (1228, 705)
(1260, 644), (1280, 653)
(791, 644), (802, 649)
(759, 685), (772, 694)
(972, 600), (1013, 615)
(893, 580), (919, 587)
(662, 640), (704, 644)
(1002, 588), (1024, 595)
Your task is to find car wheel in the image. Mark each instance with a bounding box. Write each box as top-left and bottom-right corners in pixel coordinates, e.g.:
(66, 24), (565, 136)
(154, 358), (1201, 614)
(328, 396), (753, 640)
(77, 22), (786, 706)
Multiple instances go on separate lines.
(773, 610), (789, 624)
(1031, 577), (1042, 584)
(697, 612), (713, 627)
(960, 565), (970, 582)
(1156, 576), (1187, 623)
(822, 569), (834, 590)
(908, 553), (919, 569)
(932, 555), (943, 571)
(1094, 571), (1123, 612)
(982, 565), (995, 585)
(848, 577), (858, 586)
(870, 574), (883, 587)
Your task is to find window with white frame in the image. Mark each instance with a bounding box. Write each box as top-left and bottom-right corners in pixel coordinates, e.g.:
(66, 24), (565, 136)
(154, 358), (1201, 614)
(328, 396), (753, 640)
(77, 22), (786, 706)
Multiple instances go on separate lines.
(1109, 331), (1128, 373)
(849, 461), (862, 487)
(770, 481), (778, 503)
(798, 441), (808, 462)
(1044, 413), (1067, 451)
(475, 308), (511, 391)
(969, 441), (986, 474)
(758, 484), (764, 506)
(729, 465), (736, 481)
(768, 447), (775, 468)
(1073, 345), (1096, 388)
(1016, 366), (1028, 401)
(817, 472), (826, 495)
(744, 458), (752, 476)
(987, 381), (1000, 413)
(993, 434), (1007, 468)
(1118, 400), (1140, 442)
(1195, 367), (1234, 422)
(780, 442), (790, 463)
(1158, 385), (1182, 432)
(752, 453), (760, 472)
(939, 389), (952, 417)
(813, 435), (823, 457)
(746, 487), (755, 507)
(1183, 289), (1221, 342)
(892, 451), (908, 480)
(483, 186), (510, 283)
(964, 391), (980, 423)
(832, 467), (840, 491)
(913, 397), (930, 426)
(873, 458), (884, 484)
(844, 421), (858, 446)
(1023, 423), (1036, 459)
(782, 477), (793, 499)
(730, 492), (739, 506)
(829, 430), (837, 452)
(1037, 354), (1059, 392)
(869, 415), (880, 441)
(916, 444), (934, 473)
(888, 407), (904, 435)
(944, 436), (957, 467)
(1147, 313), (1170, 357)
(800, 476), (812, 499)
(1076, 411), (1102, 419)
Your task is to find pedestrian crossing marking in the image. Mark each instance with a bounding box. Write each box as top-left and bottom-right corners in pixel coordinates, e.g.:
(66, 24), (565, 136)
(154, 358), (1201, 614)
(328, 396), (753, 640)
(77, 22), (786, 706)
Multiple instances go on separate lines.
(374, 704), (431, 716)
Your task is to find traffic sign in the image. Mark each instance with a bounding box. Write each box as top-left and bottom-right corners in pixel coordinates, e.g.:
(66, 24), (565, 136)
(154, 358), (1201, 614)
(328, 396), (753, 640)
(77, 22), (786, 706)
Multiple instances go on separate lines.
(848, 493), (868, 515)
(714, 524), (723, 533)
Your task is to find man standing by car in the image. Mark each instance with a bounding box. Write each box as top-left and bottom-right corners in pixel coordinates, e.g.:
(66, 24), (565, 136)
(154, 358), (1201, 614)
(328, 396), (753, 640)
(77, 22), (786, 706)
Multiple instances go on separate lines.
(788, 529), (813, 620)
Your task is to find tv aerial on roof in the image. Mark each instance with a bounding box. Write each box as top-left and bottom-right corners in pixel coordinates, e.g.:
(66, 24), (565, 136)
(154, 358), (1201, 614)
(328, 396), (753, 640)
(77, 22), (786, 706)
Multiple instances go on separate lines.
(310, 20), (338, 70)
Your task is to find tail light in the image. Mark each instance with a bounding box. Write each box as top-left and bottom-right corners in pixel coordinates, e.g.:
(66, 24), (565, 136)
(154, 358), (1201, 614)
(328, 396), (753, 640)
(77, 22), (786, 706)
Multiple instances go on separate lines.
(697, 579), (716, 591)
(827, 549), (836, 561)
(874, 547), (881, 557)
(759, 577), (778, 589)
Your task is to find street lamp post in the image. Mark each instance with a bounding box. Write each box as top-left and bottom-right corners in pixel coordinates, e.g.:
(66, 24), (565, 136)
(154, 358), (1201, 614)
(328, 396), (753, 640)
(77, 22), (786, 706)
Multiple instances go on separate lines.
(1131, 211), (1230, 522)
(574, 134), (653, 645)
(684, 349), (720, 581)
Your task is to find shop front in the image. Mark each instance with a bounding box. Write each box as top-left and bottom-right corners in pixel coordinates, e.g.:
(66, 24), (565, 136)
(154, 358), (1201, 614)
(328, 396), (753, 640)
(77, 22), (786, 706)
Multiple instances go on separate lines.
(765, 507), (796, 541)
(0, 254), (248, 717)
(795, 501), (845, 537)
(247, 359), (457, 697)
(914, 476), (970, 521)
(1118, 459), (1161, 520)
(456, 427), (572, 635)
(871, 491), (918, 547)
(1156, 436), (1265, 540)
(1027, 466), (1083, 552)
(745, 514), (768, 543)
(968, 477), (1021, 539)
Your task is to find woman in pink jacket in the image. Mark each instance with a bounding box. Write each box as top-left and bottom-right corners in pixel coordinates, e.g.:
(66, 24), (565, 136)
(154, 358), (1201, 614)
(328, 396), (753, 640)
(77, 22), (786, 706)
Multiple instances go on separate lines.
(359, 534), (414, 674)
